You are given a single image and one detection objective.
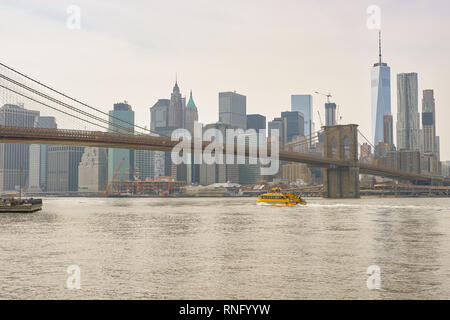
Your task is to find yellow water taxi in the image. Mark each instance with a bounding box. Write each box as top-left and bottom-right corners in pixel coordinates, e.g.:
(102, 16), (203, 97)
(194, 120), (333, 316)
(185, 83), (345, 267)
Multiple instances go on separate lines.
(257, 188), (307, 206)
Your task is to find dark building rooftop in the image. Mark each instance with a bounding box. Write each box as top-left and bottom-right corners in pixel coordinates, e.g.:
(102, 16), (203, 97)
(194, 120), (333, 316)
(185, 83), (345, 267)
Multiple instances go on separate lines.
(113, 102), (132, 111)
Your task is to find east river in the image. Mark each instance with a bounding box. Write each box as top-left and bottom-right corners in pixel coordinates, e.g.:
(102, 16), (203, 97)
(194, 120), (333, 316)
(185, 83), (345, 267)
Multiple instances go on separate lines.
(1, 197), (450, 299)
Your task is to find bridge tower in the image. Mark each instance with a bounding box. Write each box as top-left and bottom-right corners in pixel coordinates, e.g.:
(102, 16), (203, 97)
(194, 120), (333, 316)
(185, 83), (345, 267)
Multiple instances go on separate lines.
(323, 124), (360, 198)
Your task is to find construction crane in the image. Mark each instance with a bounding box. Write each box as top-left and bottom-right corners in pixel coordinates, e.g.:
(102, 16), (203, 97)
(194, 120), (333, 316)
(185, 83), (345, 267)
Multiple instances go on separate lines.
(315, 91), (332, 103)
(104, 157), (127, 195)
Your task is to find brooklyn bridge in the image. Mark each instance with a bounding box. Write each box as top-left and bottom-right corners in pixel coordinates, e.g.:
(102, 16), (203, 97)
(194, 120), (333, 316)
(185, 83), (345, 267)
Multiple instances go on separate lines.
(0, 62), (449, 198)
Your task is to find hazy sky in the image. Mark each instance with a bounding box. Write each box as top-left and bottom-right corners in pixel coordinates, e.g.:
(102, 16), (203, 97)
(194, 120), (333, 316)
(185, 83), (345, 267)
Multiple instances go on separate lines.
(1, 0), (449, 160)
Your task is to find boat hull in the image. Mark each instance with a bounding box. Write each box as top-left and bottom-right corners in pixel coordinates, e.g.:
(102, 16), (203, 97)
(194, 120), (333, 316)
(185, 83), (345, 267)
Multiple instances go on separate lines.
(0, 199), (43, 213)
(257, 200), (306, 207)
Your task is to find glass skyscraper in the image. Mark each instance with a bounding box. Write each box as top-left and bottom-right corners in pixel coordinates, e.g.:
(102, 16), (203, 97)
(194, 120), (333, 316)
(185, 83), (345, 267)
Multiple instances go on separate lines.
(219, 91), (247, 129)
(108, 102), (135, 183)
(397, 73), (420, 151)
(371, 32), (391, 146)
(291, 95), (313, 138)
(0, 104), (39, 192)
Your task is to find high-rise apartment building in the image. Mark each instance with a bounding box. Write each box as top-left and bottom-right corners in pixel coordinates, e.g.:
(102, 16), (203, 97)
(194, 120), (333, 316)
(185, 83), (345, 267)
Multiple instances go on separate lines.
(371, 32), (391, 146)
(108, 102), (135, 183)
(396, 73), (420, 151)
(0, 104), (39, 192)
(219, 91), (246, 129)
(291, 95), (313, 138)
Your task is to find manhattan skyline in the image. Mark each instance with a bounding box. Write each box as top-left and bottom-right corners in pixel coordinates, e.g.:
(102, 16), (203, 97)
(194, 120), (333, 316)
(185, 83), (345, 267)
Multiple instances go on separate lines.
(0, 0), (449, 160)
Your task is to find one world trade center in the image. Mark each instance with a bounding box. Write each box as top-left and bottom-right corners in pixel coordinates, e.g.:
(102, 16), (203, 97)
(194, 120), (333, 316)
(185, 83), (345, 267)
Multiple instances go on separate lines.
(371, 31), (391, 146)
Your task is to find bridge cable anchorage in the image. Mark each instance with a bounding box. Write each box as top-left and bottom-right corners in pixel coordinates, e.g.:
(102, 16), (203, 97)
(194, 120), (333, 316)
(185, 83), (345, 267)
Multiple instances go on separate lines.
(0, 74), (138, 134)
(0, 62), (167, 137)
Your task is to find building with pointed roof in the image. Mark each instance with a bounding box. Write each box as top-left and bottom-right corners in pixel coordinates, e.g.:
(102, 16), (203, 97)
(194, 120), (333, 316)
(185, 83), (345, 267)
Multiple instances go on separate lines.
(168, 80), (185, 129)
(185, 90), (198, 135)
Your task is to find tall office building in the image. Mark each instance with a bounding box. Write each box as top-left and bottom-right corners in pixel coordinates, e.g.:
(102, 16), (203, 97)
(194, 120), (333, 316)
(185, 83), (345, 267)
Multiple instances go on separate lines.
(371, 31), (391, 146)
(37, 117), (57, 191)
(28, 144), (42, 192)
(47, 146), (84, 192)
(291, 95), (313, 138)
(168, 81), (185, 130)
(268, 117), (287, 146)
(421, 89), (440, 173)
(219, 91), (246, 129)
(150, 82), (188, 179)
(442, 161), (450, 177)
(0, 104), (39, 192)
(435, 136), (440, 162)
(281, 111), (304, 142)
(246, 114), (266, 132)
(199, 122), (239, 185)
(135, 149), (154, 181)
(422, 90), (436, 154)
(108, 102), (135, 183)
(325, 103), (337, 126)
(383, 115), (394, 148)
(28, 116), (57, 192)
(152, 151), (165, 179)
(240, 114), (267, 185)
(150, 99), (171, 135)
(184, 91), (199, 184)
(78, 147), (108, 192)
(397, 73), (420, 151)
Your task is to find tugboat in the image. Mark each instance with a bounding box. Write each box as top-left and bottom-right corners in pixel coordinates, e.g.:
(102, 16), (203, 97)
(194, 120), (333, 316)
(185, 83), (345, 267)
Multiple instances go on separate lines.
(257, 188), (307, 206)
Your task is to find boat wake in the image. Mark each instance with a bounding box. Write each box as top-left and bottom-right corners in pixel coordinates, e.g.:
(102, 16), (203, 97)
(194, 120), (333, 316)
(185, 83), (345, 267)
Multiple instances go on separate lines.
(305, 203), (449, 211)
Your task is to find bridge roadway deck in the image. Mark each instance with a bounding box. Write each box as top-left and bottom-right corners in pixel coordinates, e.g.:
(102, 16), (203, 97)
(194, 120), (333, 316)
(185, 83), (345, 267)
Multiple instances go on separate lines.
(0, 126), (448, 185)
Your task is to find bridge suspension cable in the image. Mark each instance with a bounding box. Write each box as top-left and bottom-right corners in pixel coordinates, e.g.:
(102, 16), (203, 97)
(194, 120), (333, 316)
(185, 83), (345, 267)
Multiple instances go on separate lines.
(357, 129), (376, 151)
(0, 62), (166, 137)
(0, 84), (110, 131)
(0, 73), (134, 134)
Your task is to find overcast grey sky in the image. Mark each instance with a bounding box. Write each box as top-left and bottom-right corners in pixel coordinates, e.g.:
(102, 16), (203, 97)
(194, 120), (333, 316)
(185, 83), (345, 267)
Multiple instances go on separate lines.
(1, 0), (449, 160)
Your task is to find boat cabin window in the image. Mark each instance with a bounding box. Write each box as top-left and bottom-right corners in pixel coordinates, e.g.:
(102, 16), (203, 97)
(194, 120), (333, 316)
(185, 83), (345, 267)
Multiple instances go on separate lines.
(261, 195), (285, 199)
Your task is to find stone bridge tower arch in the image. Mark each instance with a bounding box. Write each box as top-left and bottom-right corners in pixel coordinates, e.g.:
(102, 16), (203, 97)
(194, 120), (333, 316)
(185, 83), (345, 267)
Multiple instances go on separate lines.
(323, 124), (360, 198)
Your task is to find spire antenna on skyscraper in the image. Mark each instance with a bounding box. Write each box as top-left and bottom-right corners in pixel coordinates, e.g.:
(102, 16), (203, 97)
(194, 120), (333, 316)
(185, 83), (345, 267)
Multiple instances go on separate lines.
(379, 30), (382, 65)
